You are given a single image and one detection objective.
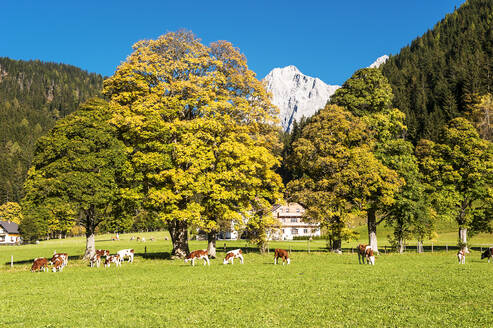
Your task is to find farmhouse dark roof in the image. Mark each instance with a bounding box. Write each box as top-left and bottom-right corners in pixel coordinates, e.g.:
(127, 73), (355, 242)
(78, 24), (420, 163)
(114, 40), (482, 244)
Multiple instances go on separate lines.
(0, 220), (19, 234)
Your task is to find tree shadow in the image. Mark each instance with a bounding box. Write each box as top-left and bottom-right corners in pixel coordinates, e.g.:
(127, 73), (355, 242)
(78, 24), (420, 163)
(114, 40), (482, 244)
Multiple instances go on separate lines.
(137, 251), (171, 260)
(6, 254), (82, 266)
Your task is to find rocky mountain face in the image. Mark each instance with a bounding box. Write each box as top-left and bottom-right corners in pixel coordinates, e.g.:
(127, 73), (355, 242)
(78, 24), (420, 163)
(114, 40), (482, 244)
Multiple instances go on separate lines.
(263, 56), (388, 132)
(263, 65), (340, 132)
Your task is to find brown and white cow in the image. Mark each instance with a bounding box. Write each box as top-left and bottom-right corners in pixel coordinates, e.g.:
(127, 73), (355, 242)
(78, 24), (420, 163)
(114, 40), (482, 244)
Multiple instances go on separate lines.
(223, 249), (244, 265)
(90, 254), (101, 268)
(457, 248), (469, 264)
(50, 251), (68, 266)
(31, 257), (48, 272)
(104, 254), (121, 268)
(274, 249), (290, 265)
(51, 256), (65, 272)
(481, 247), (493, 263)
(185, 250), (210, 266)
(357, 244), (368, 264)
(117, 249), (134, 263)
(96, 249), (110, 257)
(365, 247), (375, 265)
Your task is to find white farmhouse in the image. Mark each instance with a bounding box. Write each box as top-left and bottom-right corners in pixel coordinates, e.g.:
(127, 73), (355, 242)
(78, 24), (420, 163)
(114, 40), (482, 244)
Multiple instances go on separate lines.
(0, 220), (21, 245)
(271, 203), (320, 240)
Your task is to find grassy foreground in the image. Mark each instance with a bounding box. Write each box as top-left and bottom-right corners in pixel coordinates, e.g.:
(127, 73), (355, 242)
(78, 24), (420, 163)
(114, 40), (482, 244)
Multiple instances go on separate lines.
(1, 234), (493, 327)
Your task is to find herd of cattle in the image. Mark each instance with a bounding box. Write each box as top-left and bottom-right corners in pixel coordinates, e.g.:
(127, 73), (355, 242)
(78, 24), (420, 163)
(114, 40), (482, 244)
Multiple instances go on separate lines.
(30, 249), (135, 272)
(30, 243), (493, 272)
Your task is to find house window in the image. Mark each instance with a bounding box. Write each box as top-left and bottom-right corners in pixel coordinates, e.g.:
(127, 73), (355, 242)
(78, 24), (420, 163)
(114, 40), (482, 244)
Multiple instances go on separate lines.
(303, 229), (308, 234)
(285, 208), (289, 213)
(281, 229), (285, 233)
(296, 208), (300, 213)
(291, 218), (297, 223)
(292, 228), (298, 235)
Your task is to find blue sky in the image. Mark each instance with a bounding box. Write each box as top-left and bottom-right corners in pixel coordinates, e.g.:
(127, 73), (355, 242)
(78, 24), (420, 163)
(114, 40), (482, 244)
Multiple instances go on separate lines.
(1, 0), (465, 85)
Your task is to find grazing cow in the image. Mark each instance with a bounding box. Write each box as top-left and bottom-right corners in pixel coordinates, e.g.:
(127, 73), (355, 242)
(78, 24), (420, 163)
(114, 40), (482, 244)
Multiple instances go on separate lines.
(274, 249), (290, 265)
(357, 244), (369, 264)
(185, 250), (210, 266)
(90, 254), (101, 268)
(31, 257), (48, 272)
(457, 248), (469, 264)
(481, 247), (493, 263)
(136, 236), (141, 242)
(52, 257), (65, 272)
(150, 237), (155, 242)
(104, 254), (121, 268)
(130, 236), (135, 241)
(141, 237), (146, 243)
(223, 249), (244, 265)
(50, 251), (68, 266)
(96, 249), (110, 258)
(117, 249), (134, 263)
(365, 247), (375, 265)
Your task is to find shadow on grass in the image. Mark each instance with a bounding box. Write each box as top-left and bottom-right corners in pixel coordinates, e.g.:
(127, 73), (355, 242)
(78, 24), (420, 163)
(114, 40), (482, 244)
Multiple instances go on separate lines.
(138, 252), (171, 260)
(6, 255), (82, 266)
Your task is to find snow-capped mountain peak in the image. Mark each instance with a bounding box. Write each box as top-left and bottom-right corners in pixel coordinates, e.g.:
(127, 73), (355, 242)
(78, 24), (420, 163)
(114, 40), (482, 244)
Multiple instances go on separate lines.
(263, 66), (340, 132)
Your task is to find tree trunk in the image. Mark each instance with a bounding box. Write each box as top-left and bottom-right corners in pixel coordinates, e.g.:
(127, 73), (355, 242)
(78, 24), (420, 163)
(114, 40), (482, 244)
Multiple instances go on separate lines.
(259, 241), (267, 254)
(207, 231), (217, 258)
(168, 219), (189, 258)
(84, 228), (96, 260)
(459, 227), (468, 252)
(398, 237), (405, 253)
(332, 239), (342, 252)
(367, 207), (378, 253)
(83, 207), (97, 260)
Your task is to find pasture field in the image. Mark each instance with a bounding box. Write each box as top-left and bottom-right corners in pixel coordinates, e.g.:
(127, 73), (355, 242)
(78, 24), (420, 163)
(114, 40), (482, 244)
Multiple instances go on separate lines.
(1, 233), (493, 327)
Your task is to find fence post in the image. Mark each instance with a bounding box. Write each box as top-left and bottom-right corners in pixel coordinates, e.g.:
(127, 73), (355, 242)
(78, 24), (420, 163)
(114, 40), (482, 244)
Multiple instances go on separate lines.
(446, 245), (448, 252)
(481, 246), (483, 253)
(308, 240), (310, 253)
(11, 255), (13, 268)
(351, 248), (354, 254)
(431, 243), (434, 253)
(384, 245), (387, 254)
(289, 245), (292, 254)
(224, 243), (226, 252)
(144, 246), (147, 256)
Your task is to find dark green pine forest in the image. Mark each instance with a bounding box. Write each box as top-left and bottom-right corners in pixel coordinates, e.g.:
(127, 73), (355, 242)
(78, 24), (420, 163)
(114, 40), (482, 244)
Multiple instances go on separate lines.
(0, 57), (103, 203)
(380, 0), (493, 143)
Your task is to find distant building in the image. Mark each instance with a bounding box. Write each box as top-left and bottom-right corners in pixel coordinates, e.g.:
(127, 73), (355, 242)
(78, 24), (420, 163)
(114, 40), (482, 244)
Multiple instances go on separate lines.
(217, 202), (321, 241)
(217, 221), (239, 240)
(271, 203), (320, 240)
(0, 220), (21, 245)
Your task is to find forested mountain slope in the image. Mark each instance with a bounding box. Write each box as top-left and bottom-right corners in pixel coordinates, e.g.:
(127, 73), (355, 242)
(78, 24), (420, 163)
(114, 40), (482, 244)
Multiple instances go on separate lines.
(0, 57), (103, 203)
(381, 0), (493, 143)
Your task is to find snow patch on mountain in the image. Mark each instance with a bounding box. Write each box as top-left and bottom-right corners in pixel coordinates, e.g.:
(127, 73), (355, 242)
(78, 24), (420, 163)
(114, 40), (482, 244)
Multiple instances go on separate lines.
(263, 65), (340, 132)
(368, 55), (389, 68)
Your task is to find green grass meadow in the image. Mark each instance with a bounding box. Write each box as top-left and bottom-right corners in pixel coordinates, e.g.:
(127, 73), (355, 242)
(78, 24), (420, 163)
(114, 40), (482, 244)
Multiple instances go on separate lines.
(1, 232), (493, 327)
